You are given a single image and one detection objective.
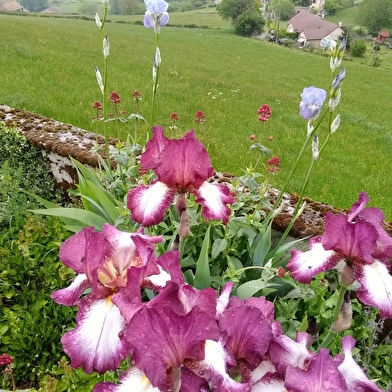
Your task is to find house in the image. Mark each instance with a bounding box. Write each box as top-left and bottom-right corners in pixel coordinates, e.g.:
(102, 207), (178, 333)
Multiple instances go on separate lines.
(375, 30), (390, 44)
(0, 0), (28, 11)
(287, 10), (343, 48)
(40, 6), (60, 13)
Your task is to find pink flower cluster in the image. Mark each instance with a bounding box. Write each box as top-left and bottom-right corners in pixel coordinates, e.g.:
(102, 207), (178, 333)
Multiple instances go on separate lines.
(0, 354), (13, 366)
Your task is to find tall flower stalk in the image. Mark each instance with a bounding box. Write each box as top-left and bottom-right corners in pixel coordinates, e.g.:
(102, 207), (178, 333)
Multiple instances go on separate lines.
(270, 41), (346, 255)
(94, 1), (110, 165)
(143, 0), (169, 127)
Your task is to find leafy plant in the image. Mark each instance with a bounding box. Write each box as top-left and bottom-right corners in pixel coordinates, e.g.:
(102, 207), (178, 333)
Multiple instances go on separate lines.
(0, 215), (74, 386)
(0, 123), (55, 228)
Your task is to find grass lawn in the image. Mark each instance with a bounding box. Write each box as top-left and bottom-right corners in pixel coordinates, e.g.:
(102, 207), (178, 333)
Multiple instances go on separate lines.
(1, 12), (392, 219)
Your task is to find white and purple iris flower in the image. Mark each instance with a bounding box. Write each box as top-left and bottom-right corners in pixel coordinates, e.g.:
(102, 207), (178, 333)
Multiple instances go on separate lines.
(127, 126), (235, 227)
(299, 86), (327, 121)
(51, 223), (179, 374)
(143, 0), (169, 33)
(287, 191), (392, 318)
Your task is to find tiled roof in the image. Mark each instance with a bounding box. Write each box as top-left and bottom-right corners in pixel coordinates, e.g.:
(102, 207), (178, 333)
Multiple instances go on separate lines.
(379, 30), (390, 38)
(0, 0), (26, 11)
(287, 10), (340, 39)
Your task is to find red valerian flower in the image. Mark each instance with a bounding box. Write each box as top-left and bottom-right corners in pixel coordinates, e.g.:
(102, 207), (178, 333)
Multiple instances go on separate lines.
(137, 166), (148, 176)
(92, 101), (102, 110)
(287, 192), (392, 318)
(0, 354), (13, 366)
(267, 156), (281, 173)
(133, 90), (142, 101)
(258, 104), (272, 122)
(109, 91), (121, 104)
(127, 126), (235, 226)
(170, 112), (179, 121)
(194, 110), (205, 123)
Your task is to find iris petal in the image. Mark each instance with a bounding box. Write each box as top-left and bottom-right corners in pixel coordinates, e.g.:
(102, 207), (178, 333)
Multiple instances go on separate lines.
(322, 213), (378, 265)
(338, 336), (383, 392)
(61, 297), (128, 374)
(127, 182), (175, 226)
(93, 367), (160, 392)
(194, 181), (234, 224)
(59, 229), (87, 274)
(287, 237), (341, 283)
(285, 348), (347, 392)
(355, 261), (392, 318)
(269, 331), (313, 376)
(125, 305), (219, 391)
(154, 132), (213, 190)
(185, 340), (250, 392)
(219, 296), (272, 370)
(51, 273), (89, 306)
(141, 126), (169, 170)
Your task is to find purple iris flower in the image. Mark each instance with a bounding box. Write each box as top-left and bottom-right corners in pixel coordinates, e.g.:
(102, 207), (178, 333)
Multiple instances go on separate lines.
(299, 86), (327, 121)
(287, 192), (392, 318)
(123, 281), (220, 391)
(127, 126), (235, 226)
(51, 223), (177, 374)
(143, 0), (169, 33)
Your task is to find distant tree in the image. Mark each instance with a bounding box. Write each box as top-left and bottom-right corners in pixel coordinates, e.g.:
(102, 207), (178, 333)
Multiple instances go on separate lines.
(117, 0), (145, 14)
(339, 0), (354, 8)
(269, 0), (295, 20)
(110, 0), (121, 15)
(216, 0), (258, 23)
(78, 1), (102, 15)
(293, 0), (311, 5)
(350, 39), (367, 57)
(357, 0), (392, 35)
(234, 8), (265, 36)
(324, 0), (342, 14)
(20, 0), (48, 12)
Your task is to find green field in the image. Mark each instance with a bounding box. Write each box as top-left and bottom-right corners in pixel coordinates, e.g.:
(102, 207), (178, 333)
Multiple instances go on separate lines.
(1, 12), (392, 219)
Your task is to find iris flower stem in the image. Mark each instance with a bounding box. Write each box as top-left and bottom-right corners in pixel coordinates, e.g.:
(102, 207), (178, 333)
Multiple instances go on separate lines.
(98, 1), (110, 168)
(271, 107), (328, 213)
(272, 158), (317, 257)
(272, 108), (334, 254)
(103, 54), (110, 168)
(150, 34), (160, 128)
(319, 284), (347, 349)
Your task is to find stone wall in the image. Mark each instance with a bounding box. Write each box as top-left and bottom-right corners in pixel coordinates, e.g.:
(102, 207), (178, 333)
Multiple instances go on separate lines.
(2, 104), (392, 238)
(0, 104), (117, 190)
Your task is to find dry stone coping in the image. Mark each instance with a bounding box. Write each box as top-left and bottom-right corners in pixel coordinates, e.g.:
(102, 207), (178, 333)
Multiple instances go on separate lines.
(0, 104), (116, 190)
(2, 104), (392, 239)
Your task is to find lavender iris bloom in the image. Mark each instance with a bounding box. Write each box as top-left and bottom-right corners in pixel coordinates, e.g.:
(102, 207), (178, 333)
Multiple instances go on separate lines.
(299, 86), (327, 121)
(143, 0), (169, 33)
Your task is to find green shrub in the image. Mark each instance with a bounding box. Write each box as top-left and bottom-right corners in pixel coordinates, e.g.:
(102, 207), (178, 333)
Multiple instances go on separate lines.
(0, 215), (75, 387)
(0, 123), (55, 228)
(234, 10), (265, 37)
(350, 39), (367, 57)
